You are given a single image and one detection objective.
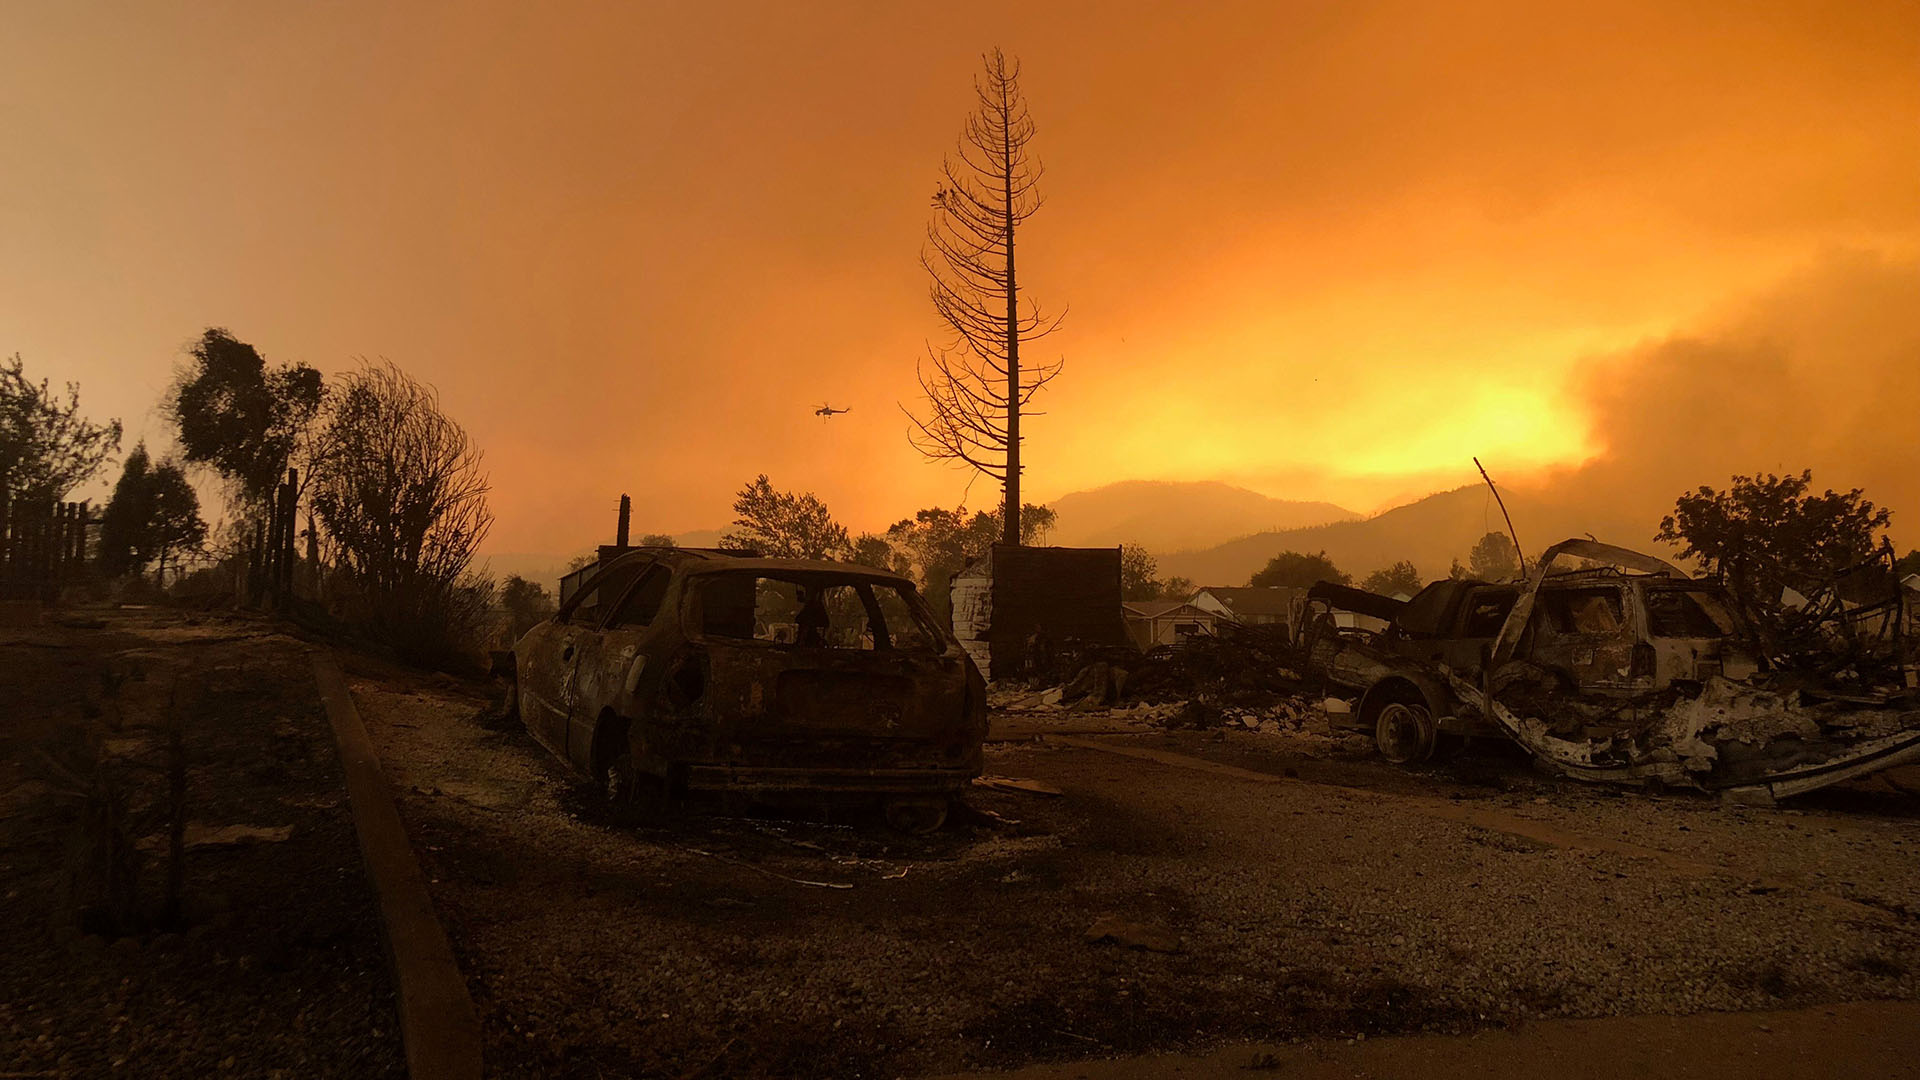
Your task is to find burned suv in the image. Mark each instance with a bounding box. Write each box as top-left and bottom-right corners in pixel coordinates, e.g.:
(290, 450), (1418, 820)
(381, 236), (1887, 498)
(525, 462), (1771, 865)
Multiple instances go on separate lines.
(1303, 539), (1920, 802)
(510, 549), (987, 831)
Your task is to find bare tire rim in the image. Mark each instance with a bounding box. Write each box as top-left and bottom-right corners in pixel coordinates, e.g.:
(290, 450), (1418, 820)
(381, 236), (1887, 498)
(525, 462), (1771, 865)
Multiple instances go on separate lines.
(603, 753), (637, 806)
(1376, 702), (1434, 764)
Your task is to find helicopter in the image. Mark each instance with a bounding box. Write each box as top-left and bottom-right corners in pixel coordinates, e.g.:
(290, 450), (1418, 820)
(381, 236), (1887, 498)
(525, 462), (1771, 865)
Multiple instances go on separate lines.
(813, 403), (851, 418)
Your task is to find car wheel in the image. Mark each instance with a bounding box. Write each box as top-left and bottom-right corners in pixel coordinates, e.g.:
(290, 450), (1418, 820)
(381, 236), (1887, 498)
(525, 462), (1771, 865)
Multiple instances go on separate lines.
(1375, 702), (1436, 765)
(598, 751), (645, 822)
(599, 750), (671, 825)
(884, 796), (949, 835)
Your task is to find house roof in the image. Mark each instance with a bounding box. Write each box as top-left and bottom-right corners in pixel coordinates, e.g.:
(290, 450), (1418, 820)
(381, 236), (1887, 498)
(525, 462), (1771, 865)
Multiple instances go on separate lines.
(1122, 600), (1213, 620)
(1193, 586), (1301, 616)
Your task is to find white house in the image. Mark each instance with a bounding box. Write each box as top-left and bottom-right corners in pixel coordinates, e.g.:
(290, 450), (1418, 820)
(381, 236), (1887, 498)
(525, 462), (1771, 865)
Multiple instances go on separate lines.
(1122, 600), (1221, 649)
(1189, 586), (1305, 632)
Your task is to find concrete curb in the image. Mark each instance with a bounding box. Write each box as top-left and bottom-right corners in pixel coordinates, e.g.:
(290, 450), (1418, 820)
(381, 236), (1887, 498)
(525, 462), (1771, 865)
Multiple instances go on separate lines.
(312, 651), (483, 1080)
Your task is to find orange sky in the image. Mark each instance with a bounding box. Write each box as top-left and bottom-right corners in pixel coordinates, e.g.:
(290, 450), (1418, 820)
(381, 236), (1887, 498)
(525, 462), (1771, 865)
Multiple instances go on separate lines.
(4, 1), (1916, 555)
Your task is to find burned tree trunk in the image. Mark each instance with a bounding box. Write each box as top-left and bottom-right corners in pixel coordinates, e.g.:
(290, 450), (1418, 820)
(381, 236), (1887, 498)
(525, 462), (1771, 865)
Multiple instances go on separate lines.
(905, 48), (1063, 547)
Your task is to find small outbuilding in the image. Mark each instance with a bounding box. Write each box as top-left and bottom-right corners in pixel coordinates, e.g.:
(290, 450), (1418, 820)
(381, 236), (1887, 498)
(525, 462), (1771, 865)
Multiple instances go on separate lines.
(950, 545), (1133, 680)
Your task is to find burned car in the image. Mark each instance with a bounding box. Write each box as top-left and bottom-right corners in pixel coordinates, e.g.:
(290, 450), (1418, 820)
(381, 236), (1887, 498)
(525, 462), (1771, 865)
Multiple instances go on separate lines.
(1302, 538), (1920, 803)
(509, 548), (988, 831)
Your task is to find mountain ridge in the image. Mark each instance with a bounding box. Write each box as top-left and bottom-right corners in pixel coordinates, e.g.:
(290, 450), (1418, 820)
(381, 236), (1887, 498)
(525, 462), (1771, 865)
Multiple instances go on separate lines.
(1158, 480), (1671, 586)
(1045, 480), (1359, 552)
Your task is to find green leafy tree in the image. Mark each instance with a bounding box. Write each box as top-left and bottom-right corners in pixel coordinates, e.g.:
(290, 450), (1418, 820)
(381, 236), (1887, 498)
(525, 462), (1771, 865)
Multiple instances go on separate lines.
(1159, 575), (1196, 601)
(0, 354), (121, 502)
(885, 506), (994, 620)
(848, 534), (907, 573)
(1468, 532), (1520, 580)
(1447, 558), (1470, 581)
(1361, 560), (1423, 597)
(1896, 549), (1920, 580)
(168, 328), (324, 508)
(98, 444), (206, 583)
(1656, 470), (1891, 614)
(720, 475), (849, 560)
(1121, 543), (1159, 601)
(1249, 550), (1349, 589)
(499, 574), (554, 640)
(881, 502), (1050, 619)
(1012, 504), (1056, 545)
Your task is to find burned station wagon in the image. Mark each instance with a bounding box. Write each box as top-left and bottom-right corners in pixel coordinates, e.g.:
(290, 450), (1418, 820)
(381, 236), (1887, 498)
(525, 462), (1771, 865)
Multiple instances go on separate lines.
(1302, 538), (1920, 803)
(510, 548), (988, 831)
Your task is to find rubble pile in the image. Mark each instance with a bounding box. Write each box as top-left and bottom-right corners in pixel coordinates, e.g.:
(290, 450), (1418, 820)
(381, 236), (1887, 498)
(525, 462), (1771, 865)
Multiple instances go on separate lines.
(1156, 697), (1322, 733)
(989, 623), (1331, 737)
(1121, 624), (1312, 708)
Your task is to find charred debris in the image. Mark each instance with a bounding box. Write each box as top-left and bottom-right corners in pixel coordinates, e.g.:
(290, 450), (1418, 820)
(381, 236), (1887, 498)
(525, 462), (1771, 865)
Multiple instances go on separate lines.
(1023, 538), (1920, 805)
(512, 511), (1919, 810)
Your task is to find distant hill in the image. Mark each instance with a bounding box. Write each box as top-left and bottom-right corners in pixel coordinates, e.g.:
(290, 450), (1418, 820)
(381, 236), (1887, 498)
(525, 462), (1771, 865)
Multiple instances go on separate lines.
(1047, 481), (1358, 553)
(1157, 482), (1666, 587)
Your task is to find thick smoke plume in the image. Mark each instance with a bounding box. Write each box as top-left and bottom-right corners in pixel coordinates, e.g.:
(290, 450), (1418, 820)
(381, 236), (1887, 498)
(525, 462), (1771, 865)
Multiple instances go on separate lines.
(1519, 250), (1920, 553)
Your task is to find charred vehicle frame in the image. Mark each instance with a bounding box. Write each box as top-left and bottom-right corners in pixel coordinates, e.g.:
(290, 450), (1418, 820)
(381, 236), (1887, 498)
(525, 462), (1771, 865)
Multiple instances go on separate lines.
(507, 548), (989, 831)
(1300, 538), (1920, 802)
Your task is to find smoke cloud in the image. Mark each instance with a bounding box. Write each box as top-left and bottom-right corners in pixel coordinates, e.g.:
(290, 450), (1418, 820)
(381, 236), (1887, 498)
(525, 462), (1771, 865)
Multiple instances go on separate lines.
(1520, 250), (1920, 550)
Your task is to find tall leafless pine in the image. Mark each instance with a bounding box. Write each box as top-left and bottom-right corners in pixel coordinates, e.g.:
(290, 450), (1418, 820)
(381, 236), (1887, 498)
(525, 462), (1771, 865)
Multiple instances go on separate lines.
(906, 49), (1064, 546)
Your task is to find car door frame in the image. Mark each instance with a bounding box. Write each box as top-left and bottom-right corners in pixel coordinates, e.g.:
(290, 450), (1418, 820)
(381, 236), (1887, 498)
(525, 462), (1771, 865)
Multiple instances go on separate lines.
(523, 556), (655, 763)
(564, 560), (675, 774)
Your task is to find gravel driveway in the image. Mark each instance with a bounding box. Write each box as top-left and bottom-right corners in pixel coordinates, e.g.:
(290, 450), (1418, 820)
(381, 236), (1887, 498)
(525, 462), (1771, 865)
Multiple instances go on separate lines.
(347, 664), (1920, 1079)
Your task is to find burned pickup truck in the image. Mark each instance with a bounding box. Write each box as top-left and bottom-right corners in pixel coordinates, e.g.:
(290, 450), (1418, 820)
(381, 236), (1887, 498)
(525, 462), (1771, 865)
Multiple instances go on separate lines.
(508, 548), (987, 831)
(1301, 538), (1920, 803)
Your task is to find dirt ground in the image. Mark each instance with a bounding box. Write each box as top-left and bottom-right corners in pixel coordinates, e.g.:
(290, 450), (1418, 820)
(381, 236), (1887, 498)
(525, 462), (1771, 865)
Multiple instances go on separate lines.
(9, 605), (1916, 1078)
(0, 609), (404, 1078)
(344, 657), (1920, 1079)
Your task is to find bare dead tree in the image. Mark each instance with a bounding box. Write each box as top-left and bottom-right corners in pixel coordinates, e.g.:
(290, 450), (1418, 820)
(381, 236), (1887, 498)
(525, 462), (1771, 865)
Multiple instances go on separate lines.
(905, 48), (1064, 547)
(311, 362), (493, 657)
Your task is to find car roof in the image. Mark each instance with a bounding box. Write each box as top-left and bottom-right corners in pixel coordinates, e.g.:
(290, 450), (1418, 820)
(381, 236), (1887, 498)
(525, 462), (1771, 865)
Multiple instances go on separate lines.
(592, 547), (916, 586)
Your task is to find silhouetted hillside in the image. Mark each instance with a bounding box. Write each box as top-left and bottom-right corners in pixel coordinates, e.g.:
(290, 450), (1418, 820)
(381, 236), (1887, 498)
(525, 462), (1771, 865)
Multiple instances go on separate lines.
(1047, 480), (1357, 552)
(1158, 483), (1664, 586)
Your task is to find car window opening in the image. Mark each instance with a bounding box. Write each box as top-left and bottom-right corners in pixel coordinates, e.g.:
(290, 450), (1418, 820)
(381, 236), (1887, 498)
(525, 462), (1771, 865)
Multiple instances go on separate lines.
(607, 566), (670, 629)
(1646, 588), (1735, 638)
(1542, 588), (1625, 635)
(567, 562), (646, 625)
(1461, 592), (1517, 637)
(697, 574), (939, 652)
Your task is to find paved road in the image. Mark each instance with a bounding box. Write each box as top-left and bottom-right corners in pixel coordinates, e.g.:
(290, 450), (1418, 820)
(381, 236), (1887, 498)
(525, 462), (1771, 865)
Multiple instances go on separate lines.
(348, 667), (1920, 1078)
